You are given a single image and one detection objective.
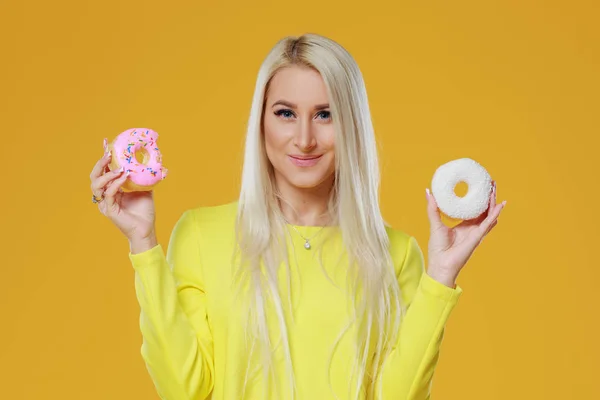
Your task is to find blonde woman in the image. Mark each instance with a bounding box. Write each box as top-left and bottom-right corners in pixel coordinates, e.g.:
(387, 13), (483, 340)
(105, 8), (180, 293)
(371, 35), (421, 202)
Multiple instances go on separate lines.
(89, 33), (505, 400)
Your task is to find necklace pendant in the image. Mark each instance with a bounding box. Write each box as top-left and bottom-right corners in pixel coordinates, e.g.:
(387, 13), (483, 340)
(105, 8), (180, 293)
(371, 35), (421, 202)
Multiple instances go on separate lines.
(304, 240), (311, 250)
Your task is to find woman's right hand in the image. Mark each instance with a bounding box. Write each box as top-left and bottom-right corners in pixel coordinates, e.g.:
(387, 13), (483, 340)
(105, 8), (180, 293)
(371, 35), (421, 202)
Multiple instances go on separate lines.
(90, 139), (157, 252)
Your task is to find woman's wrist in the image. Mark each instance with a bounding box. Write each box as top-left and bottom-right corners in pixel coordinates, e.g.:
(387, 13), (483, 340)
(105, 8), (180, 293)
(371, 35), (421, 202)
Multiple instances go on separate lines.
(129, 236), (158, 254)
(426, 268), (458, 289)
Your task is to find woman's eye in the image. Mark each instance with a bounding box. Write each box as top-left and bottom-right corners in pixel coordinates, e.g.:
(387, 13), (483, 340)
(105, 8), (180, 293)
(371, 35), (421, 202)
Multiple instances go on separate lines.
(275, 109), (295, 119)
(317, 111), (331, 120)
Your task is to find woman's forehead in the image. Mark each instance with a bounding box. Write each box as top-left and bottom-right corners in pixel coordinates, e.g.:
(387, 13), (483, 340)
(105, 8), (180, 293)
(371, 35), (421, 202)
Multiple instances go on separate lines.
(266, 66), (329, 107)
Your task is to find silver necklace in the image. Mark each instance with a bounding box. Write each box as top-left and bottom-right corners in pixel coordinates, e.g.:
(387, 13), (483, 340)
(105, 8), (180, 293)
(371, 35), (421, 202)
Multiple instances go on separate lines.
(288, 224), (327, 250)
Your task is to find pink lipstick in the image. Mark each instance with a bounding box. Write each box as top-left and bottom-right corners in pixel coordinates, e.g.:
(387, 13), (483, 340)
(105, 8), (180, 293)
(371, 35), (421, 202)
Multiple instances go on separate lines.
(288, 154), (323, 167)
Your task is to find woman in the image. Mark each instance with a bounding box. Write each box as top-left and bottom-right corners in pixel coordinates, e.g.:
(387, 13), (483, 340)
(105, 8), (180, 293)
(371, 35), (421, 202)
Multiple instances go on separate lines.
(89, 33), (505, 400)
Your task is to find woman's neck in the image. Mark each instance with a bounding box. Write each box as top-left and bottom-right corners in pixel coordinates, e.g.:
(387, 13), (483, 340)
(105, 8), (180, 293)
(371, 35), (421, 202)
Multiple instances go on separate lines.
(276, 174), (334, 227)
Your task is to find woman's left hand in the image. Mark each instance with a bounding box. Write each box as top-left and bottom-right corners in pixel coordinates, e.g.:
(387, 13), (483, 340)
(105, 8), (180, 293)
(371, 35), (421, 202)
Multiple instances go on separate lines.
(425, 180), (506, 287)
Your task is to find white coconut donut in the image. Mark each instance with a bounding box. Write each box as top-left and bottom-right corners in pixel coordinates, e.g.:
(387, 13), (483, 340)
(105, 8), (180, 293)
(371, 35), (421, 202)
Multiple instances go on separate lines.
(431, 158), (492, 220)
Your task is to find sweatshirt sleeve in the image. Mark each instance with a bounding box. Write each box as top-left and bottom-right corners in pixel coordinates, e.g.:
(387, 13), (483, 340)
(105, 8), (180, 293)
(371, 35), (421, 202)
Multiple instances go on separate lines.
(128, 209), (214, 400)
(376, 235), (463, 399)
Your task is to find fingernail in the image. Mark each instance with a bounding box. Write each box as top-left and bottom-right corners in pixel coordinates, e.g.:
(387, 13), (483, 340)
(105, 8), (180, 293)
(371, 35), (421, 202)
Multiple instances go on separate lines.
(425, 188), (430, 200)
(118, 166), (124, 172)
(502, 200), (507, 207)
(126, 170), (130, 176)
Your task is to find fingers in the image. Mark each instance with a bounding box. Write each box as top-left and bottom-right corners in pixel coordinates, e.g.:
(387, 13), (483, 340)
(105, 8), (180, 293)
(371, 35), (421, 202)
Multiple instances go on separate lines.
(90, 151), (112, 181)
(490, 180), (496, 209)
(104, 169), (129, 209)
(478, 181), (506, 237)
(478, 219), (498, 245)
(479, 203), (503, 234)
(90, 138), (117, 201)
(102, 138), (110, 174)
(91, 166), (124, 196)
(488, 219), (498, 233)
(426, 188), (445, 231)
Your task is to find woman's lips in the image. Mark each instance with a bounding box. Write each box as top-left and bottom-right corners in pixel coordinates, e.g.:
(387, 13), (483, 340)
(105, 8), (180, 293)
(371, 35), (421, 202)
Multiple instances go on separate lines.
(288, 154), (323, 167)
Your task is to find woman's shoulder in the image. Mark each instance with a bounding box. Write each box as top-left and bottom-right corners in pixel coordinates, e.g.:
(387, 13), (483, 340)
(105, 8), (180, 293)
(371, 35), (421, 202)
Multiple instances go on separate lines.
(384, 224), (413, 249)
(384, 224), (422, 275)
(182, 200), (238, 236)
(187, 200), (238, 220)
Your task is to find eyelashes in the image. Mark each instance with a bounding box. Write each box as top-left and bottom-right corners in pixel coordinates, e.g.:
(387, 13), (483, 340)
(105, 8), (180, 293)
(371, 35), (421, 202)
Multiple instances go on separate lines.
(275, 109), (295, 119)
(317, 111), (331, 120)
(274, 109), (331, 121)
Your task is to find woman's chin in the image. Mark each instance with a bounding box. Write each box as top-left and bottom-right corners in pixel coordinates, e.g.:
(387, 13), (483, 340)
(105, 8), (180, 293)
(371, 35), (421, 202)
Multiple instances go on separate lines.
(286, 174), (333, 190)
(291, 182), (320, 189)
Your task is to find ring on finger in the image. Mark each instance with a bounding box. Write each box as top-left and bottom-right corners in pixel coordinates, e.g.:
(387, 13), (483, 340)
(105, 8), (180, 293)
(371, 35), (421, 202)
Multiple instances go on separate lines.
(92, 191), (105, 204)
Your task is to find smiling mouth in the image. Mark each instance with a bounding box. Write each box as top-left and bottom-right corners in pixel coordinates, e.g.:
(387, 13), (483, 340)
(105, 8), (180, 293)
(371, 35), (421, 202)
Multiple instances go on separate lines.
(289, 155), (322, 160)
(288, 154), (323, 167)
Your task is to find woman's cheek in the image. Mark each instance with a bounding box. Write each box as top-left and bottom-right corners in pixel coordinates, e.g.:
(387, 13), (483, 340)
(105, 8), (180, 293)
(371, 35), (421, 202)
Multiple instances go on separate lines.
(322, 127), (336, 150)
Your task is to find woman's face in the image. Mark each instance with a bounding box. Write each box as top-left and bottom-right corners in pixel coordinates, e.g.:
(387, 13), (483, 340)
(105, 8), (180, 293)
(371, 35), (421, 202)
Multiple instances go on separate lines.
(263, 65), (336, 190)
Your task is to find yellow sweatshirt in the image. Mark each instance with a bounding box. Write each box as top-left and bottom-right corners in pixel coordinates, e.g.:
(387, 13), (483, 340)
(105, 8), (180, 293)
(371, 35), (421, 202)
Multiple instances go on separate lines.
(129, 201), (463, 400)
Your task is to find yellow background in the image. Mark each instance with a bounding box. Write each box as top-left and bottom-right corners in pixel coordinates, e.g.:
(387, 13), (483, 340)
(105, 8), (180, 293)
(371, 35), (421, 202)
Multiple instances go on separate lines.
(1, 0), (598, 398)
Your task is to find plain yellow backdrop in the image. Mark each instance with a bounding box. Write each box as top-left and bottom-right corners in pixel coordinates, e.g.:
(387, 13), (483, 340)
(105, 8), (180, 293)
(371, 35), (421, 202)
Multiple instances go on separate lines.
(1, 0), (598, 398)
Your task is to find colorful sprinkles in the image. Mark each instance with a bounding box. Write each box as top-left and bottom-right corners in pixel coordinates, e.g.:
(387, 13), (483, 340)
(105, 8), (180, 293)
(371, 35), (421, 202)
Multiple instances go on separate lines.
(112, 128), (166, 185)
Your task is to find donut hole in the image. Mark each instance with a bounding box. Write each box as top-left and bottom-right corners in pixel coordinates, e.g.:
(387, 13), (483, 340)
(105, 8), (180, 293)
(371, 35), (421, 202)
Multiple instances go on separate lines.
(134, 148), (150, 165)
(454, 181), (469, 197)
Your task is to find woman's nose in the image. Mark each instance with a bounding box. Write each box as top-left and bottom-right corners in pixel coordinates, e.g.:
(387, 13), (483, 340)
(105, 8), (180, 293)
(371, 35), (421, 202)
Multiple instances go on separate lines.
(294, 119), (317, 151)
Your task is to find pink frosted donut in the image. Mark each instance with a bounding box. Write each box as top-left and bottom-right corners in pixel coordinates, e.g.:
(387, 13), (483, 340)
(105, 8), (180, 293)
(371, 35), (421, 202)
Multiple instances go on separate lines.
(107, 128), (168, 192)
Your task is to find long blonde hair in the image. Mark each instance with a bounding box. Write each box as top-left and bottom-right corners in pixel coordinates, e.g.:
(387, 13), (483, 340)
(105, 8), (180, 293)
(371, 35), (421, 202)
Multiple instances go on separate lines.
(235, 33), (403, 399)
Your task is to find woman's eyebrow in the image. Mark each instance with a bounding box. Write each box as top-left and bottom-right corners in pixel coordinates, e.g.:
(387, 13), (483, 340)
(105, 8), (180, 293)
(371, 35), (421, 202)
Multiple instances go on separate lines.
(272, 100), (296, 108)
(313, 103), (330, 111)
(271, 100), (330, 110)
